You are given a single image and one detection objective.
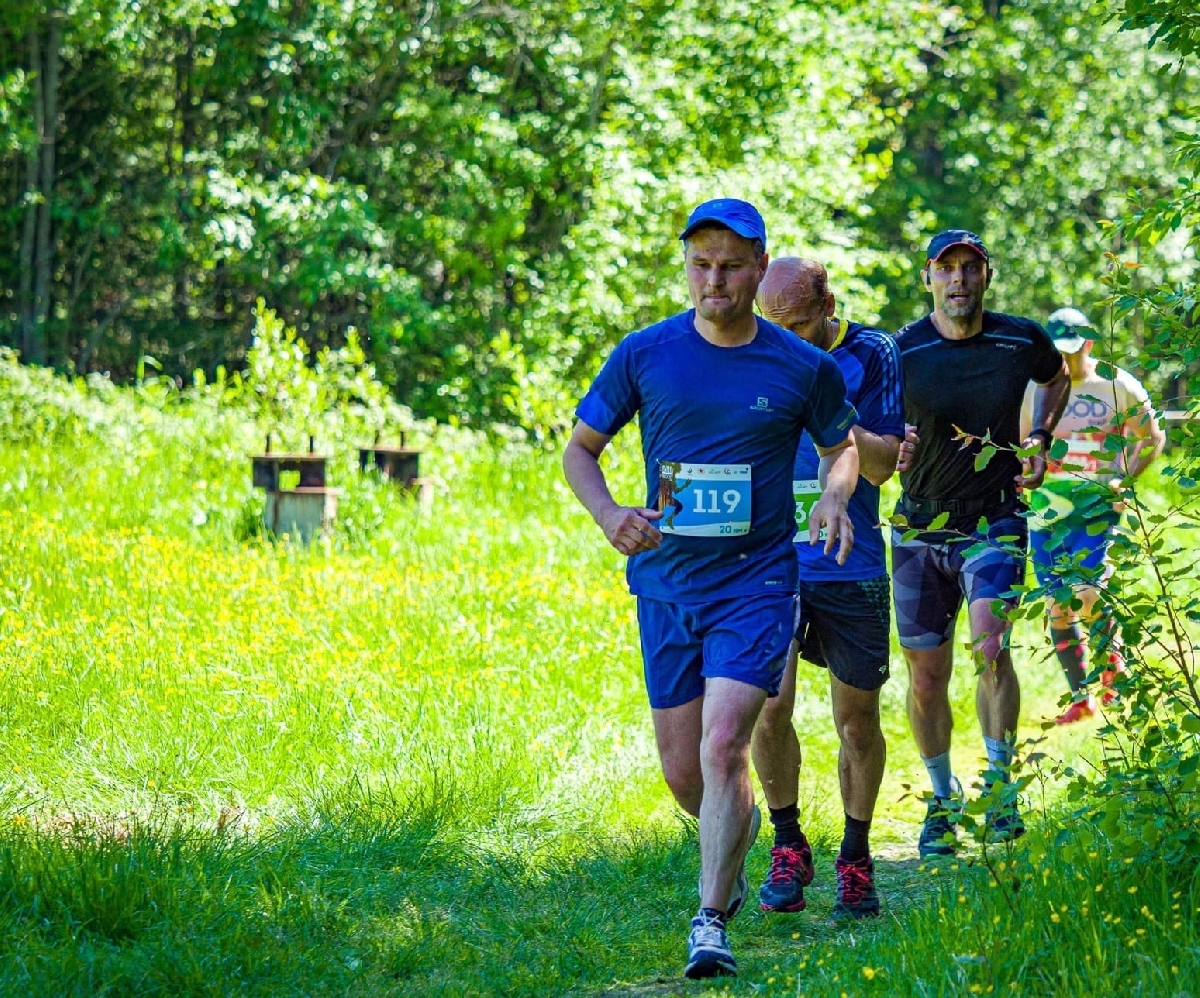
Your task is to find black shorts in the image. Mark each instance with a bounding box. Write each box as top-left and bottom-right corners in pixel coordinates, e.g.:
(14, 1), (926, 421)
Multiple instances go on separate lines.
(794, 575), (891, 692)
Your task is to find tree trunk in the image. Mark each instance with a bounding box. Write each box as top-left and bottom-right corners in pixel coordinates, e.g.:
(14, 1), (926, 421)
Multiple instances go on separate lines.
(31, 16), (60, 367)
(172, 25), (195, 331)
(18, 26), (40, 360)
(31, 15), (62, 367)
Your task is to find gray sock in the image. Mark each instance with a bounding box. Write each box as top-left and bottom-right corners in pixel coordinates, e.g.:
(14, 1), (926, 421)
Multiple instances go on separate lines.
(922, 751), (955, 799)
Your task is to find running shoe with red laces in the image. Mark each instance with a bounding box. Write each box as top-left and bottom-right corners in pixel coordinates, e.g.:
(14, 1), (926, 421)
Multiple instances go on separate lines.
(757, 836), (814, 913)
(832, 855), (880, 919)
(1055, 694), (1098, 725)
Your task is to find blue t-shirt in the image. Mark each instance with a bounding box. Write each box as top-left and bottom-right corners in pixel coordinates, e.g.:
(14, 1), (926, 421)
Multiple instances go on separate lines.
(793, 322), (905, 583)
(576, 310), (857, 602)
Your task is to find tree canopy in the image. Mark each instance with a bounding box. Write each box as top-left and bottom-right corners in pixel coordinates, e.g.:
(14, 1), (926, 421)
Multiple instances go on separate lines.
(1, 0), (1197, 434)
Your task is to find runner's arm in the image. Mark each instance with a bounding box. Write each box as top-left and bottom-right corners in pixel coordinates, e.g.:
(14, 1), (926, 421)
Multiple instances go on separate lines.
(850, 426), (902, 487)
(895, 423), (919, 474)
(563, 420), (662, 556)
(1121, 404), (1166, 480)
(1017, 363), (1071, 489)
(810, 435), (859, 565)
(1027, 362), (1071, 440)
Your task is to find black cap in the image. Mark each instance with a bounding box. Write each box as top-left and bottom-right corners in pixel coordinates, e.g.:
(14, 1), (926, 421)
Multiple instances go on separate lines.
(926, 229), (989, 263)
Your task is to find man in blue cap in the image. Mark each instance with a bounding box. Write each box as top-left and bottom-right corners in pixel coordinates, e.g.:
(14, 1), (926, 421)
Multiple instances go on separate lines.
(891, 230), (1070, 858)
(564, 198), (860, 978)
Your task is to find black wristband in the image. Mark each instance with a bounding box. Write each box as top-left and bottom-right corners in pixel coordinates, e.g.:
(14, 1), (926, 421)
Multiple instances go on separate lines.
(1027, 428), (1053, 450)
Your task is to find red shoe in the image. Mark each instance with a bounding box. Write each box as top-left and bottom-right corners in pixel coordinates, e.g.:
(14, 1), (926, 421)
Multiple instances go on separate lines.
(1056, 695), (1098, 725)
(1100, 657), (1128, 705)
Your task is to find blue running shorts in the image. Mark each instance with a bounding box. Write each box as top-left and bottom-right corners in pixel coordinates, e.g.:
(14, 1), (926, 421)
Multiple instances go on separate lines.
(636, 592), (795, 709)
(1030, 520), (1118, 588)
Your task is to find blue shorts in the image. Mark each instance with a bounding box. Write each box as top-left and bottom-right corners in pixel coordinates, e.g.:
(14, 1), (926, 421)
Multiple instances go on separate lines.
(1030, 520), (1117, 588)
(891, 514), (1027, 650)
(636, 593), (795, 709)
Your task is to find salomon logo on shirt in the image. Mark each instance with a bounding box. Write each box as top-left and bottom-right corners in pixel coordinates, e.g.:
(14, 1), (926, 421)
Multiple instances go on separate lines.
(750, 397), (774, 413)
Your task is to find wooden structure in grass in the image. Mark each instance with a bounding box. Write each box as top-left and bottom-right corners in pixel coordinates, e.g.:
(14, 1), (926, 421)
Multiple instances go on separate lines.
(359, 431), (433, 512)
(251, 435), (340, 542)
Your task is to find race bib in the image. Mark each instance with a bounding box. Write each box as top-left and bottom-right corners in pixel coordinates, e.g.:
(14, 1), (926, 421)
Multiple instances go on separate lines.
(1048, 432), (1104, 479)
(793, 478), (828, 541)
(657, 461), (752, 536)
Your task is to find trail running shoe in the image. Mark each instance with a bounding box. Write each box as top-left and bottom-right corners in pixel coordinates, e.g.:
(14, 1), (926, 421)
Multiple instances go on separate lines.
(832, 855), (880, 919)
(696, 803), (761, 920)
(1100, 658), (1128, 706)
(984, 783), (1026, 844)
(918, 796), (959, 858)
(1055, 695), (1098, 725)
(685, 912), (737, 979)
(758, 836), (814, 913)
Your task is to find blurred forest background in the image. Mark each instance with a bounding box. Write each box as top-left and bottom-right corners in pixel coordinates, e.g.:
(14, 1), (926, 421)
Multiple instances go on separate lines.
(1, 0), (1198, 436)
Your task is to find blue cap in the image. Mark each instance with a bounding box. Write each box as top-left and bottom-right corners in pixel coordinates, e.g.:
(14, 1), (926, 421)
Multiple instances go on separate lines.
(926, 229), (989, 263)
(680, 198), (767, 246)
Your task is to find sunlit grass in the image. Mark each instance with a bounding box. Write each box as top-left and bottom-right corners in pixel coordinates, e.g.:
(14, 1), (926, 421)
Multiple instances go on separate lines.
(0, 374), (1196, 994)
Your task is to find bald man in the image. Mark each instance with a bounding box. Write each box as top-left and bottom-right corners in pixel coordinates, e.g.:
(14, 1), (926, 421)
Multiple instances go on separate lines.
(752, 258), (905, 918)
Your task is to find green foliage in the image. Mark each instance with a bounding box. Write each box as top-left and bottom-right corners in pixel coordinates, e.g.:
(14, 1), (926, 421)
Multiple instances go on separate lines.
(0, 361), (1196, 990)
(239, 302), (419, 453)
(867, 0), (1200, 337)
(1030, 0), (1200, 852)
(1118, 0), (1200, 56)
(5, 0), (1195, 434)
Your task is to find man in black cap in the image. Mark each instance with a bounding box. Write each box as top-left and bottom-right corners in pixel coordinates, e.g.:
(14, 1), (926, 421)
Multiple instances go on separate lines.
(564, 197), (859, 978)
(891, 230), (1070, 857)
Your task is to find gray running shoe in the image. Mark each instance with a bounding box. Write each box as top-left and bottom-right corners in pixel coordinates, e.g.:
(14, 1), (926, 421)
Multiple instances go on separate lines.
(685, 912), (737, 979)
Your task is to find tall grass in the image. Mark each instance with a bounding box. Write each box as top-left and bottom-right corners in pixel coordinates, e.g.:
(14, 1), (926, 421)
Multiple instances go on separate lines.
(0, 357), (1196, 995)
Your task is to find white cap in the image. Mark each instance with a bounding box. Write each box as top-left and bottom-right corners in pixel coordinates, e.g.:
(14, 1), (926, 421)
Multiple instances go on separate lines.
(1046, 307), (1093, 353)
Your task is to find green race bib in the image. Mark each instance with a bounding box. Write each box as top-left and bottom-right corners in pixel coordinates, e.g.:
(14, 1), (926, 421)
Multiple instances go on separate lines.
(793, 478), (828, 540)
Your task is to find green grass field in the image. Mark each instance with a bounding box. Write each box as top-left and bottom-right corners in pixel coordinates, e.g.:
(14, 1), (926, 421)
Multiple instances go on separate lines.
(0, 363), (1196, 996)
